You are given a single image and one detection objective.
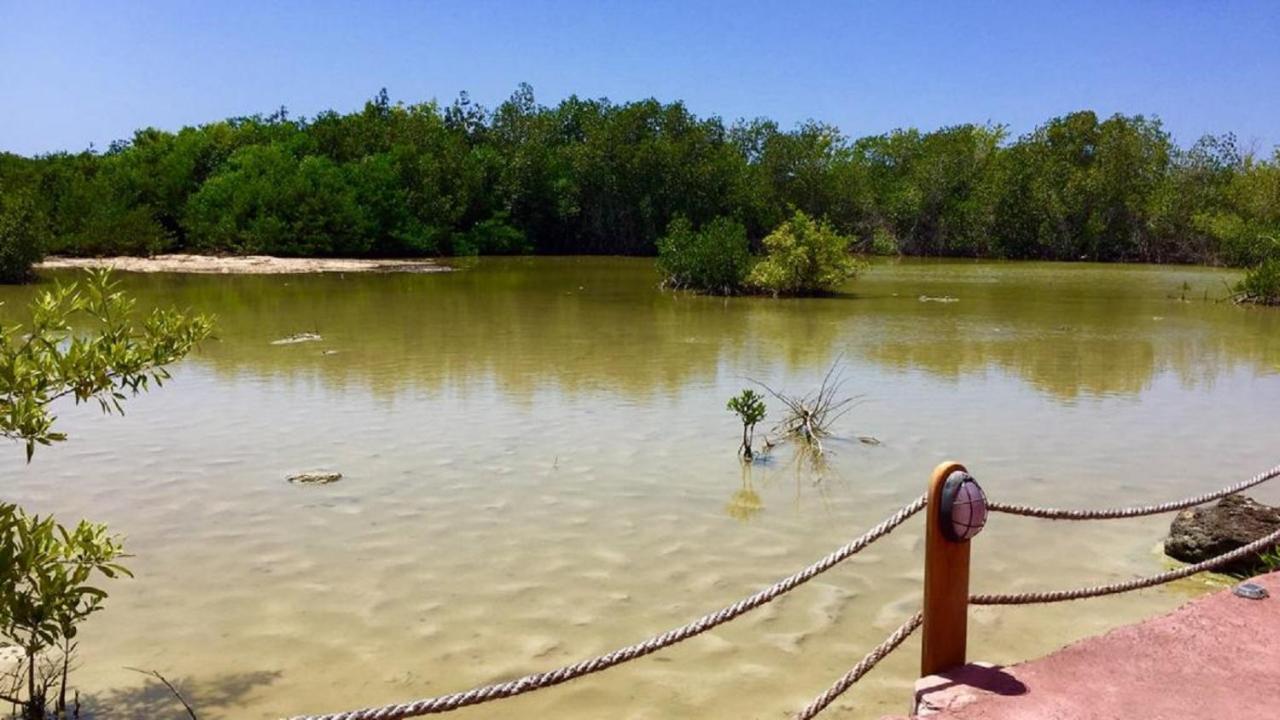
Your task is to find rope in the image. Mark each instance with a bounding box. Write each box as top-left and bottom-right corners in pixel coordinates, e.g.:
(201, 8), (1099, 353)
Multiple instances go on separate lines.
(794, 612), (923, 720)
(973, 524), (1280, 605)
(795, 520), (1280, 719)
(288, 495), (927, 720)
(988, 462), (1280, 520)
(292, 462), (1280, 720)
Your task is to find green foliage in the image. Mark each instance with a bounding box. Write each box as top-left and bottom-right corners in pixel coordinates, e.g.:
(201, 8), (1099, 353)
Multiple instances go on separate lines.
(656, 216), (751, 293)
(2, 90), (1279, 266)
(747, 211), (865, 295)
(0, 270), (214, 461)
(0, 191), (47, 284)
(1236, 258), (1280, 305)
(727, 388), (767, 427)
(727, 388), (767, 458)
(0, 271), (208, 718)
(449, 212), (530, 256)
(0, 504), (129, 717)
(869, 227), (899, 256)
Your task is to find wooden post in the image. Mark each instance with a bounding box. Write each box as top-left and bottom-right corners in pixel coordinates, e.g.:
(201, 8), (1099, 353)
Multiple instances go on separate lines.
(921, 460), (971, 676)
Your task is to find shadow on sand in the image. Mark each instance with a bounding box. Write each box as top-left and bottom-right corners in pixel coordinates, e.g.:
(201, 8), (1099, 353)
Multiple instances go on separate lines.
(80, 669), (282, 720)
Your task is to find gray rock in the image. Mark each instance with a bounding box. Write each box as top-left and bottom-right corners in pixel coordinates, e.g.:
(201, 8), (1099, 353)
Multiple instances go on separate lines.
(287, 471), (343, 485)
(1164, 495), (1280, 576)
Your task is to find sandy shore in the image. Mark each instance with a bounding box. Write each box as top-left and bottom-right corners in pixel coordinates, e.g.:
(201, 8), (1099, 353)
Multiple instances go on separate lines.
(38, 254), (450, 275)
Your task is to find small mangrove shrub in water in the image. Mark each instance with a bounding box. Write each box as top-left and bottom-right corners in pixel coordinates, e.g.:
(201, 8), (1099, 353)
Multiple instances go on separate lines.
(747, 211), (864, 296)
(1236, 258), (1280, 305)
(656, 216), (751, 294)
(727, 388), (767, 459)
(657, 211), (863, 296)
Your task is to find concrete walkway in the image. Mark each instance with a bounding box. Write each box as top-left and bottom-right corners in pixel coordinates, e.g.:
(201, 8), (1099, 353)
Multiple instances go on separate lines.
(893, 571), (1280, 720)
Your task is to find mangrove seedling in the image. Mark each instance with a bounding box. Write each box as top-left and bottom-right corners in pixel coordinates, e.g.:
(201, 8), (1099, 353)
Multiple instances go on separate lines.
(727, 388), (767, 459)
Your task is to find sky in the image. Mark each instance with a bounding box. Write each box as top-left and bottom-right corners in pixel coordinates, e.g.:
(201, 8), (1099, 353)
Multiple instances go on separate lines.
(1, 1), (1278, 156)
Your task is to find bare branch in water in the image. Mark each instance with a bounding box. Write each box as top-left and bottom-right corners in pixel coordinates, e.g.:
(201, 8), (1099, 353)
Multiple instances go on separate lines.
(748, 357), (863, 456)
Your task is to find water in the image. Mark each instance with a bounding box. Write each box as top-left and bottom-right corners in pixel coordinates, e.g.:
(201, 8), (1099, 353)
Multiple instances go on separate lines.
(1, 258), (1277, 719)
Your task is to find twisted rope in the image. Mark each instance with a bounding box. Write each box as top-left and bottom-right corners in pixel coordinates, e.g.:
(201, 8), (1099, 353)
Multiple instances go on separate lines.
(796, 520), (1280, 719)
(794, 612), (923, 720)
(973, 524), (1280, 605)
(288, 495), (927, 720)
(988, 462), (1280, 520)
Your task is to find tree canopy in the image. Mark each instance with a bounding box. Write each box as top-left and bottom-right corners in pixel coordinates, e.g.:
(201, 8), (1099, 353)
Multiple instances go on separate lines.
(1, 86), (1278, 271)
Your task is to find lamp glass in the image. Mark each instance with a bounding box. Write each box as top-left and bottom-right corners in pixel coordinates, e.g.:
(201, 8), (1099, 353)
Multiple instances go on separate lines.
(946, 473), (987, 541)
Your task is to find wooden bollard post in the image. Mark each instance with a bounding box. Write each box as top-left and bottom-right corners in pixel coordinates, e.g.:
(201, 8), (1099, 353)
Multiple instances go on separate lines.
(921, 460), (986, 676)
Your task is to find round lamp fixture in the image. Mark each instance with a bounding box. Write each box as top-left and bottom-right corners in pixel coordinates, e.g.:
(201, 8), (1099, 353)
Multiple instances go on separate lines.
(938, 470), (987, 541)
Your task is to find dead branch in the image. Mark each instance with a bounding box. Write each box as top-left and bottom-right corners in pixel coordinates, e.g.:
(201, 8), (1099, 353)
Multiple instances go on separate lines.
(748, 359), (863, 457)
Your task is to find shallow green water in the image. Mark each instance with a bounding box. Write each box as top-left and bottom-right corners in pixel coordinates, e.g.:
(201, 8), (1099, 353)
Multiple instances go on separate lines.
(1, 258), (1277, 719)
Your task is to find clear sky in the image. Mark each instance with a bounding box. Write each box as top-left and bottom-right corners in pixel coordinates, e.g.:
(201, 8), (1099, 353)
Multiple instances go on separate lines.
(2, 1), (1277, 156)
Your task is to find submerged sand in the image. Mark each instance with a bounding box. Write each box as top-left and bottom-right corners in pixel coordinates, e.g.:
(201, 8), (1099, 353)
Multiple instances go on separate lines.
(38, 254), (449, 274)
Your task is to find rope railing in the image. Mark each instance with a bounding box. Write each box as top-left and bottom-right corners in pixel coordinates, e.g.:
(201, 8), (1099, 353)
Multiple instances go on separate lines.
(794, 612), (924, 720)
(795, 463), (1280, 718)
(287, 495), (927, 720)
(973, 524), (1280, 605)
(294, 463), (1280, 720)
(988, 462), (1280, 520)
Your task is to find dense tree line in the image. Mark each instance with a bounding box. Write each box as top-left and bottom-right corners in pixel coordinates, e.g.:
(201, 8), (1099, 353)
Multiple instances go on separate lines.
(1, 85), (1278, 279)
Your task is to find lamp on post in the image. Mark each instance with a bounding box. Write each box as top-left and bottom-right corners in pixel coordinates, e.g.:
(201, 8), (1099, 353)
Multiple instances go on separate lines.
(921, 462), (987, 677)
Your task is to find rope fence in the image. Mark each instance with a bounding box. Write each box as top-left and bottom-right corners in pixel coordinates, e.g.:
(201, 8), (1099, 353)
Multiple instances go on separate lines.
(794, 612), (923, 720)
(289, 495), (927, 720)
(973, 524), (1280, 605)
(291, 463), (1280, 720)
(988, 462), (1280, 520)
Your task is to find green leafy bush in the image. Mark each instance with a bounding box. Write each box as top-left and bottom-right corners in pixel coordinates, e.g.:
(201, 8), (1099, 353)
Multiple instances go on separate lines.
(0, 192), (47, 284)
(656, 215), (751, 294)
(0, 505), (129, 717)
(450, 212), (531, 255)
(1237, 258), (1280, 305)
(870, 227), (900, 256)
(747, 211), (864, 295)
(0, 270), (211, 717)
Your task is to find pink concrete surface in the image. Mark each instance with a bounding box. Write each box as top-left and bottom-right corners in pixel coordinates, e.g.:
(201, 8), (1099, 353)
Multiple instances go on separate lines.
(888, 571), (1280, 720)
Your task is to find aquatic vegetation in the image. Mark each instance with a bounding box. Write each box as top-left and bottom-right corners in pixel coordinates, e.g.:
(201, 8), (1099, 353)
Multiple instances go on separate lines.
(659, 212), (864, 297)
(657, 216), (751, 294)
(726, 388), (767, 459)
(752, 362), (860, 456)
(1235, 258), (1280, 306)
(747, 212), (865, 296)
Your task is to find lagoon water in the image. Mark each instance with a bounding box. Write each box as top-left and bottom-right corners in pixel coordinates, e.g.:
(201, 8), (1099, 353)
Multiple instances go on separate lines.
(2, 258), (1278, 719)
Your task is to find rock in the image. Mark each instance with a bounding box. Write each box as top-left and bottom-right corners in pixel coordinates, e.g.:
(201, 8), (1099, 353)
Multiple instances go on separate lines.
(287, 471), (342, 485)
(271, 332), (322, 345)
(1164, 495), (1280, 576)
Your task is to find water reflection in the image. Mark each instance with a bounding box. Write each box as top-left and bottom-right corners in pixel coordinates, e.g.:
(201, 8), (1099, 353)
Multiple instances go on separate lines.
(725, 462), (764, 523)
(3, 258), (1274, 403)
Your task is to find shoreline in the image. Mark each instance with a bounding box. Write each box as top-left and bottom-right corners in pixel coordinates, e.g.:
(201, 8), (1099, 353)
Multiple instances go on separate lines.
(37, 254), (450, 275)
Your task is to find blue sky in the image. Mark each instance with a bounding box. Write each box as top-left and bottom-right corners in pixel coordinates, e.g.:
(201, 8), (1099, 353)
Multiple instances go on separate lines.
(2, 1), (1277, 156)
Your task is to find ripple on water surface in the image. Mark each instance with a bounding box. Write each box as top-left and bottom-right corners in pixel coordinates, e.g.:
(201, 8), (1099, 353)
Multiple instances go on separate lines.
(0, 258), (1276, 719)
